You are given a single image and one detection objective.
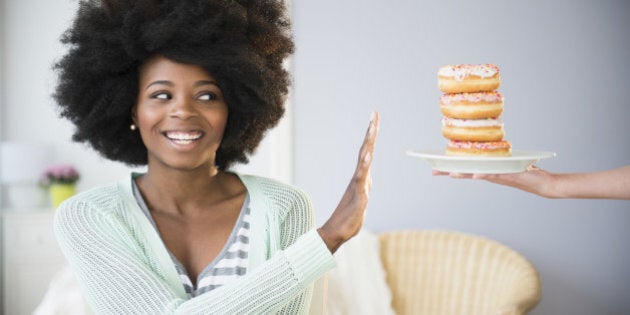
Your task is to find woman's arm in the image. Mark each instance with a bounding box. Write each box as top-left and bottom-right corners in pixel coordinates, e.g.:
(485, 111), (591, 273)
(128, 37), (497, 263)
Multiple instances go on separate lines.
(275, 187), (319, 313)
(433, 165), (630, 200)
(55, 199), (333, 314)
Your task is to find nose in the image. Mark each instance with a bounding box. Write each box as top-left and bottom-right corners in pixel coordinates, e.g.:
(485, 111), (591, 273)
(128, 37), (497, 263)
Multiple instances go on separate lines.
(169, 97), (198, 120)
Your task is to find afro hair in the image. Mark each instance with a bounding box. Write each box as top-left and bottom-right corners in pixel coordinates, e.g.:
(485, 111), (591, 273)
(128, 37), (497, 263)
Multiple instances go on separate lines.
(54, 0), (294, 170)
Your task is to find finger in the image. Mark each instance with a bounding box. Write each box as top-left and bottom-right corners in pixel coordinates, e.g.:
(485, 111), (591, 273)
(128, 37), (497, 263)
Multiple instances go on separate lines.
(365, 169), (373, 196)
(449, 172), (474, 179)
(358, 112), (379, 162)
(526, 164), (539, 171)
(432, 170), (449, 176)
(472, 173), (491, 180)
(356, 112), (379, 174)
(362, 111), (379, 150)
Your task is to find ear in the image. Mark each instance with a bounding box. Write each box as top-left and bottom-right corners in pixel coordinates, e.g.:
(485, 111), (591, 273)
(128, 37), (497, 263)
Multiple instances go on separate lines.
(131, 106), (138, 125)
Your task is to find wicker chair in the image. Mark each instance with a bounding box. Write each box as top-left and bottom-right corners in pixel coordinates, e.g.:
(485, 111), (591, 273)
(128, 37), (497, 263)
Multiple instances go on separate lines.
(379, 230), (541, 315)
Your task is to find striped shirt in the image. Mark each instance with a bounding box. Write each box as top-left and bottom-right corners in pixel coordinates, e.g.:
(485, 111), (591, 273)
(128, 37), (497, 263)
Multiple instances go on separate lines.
(132, 180), (251, 297)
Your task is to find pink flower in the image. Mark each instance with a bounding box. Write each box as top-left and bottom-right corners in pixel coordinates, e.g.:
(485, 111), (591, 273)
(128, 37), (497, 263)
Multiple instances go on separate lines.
(40, 164), (80, 186)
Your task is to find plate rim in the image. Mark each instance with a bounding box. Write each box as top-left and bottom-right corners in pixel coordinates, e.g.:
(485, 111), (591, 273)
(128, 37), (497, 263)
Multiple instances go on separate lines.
(406, 149), (556, 161)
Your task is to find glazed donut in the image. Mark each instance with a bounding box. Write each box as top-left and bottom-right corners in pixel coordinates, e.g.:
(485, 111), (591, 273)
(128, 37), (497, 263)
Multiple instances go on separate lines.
(441, 117), (505, 142)
(440, 91), (503, 119)
(445, 140), (512, 157)
(438, 64), (501, 93)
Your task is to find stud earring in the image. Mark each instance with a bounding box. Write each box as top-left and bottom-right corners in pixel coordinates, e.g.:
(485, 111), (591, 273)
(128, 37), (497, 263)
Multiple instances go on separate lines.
(130, 124), (137, 131)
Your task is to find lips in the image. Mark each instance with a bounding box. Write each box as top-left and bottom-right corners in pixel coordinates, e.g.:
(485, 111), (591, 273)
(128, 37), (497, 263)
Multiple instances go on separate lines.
(163, 131), (204, 145)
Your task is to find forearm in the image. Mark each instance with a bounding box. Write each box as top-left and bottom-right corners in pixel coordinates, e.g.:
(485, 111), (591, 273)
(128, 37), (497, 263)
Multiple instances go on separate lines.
(180, 230), (333, 314)
(56, 202), (334, 314)
(553, 165), (630, 200)
(62, 228), (332, 314)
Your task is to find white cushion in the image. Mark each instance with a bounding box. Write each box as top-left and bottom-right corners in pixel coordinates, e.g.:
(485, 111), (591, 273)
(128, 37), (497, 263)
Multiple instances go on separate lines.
(326, 229), (395, 315)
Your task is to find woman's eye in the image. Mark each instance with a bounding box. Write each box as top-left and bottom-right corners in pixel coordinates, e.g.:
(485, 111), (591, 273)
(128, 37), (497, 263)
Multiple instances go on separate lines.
(198, 93), (217, 101)
(152, 92), (171, 100)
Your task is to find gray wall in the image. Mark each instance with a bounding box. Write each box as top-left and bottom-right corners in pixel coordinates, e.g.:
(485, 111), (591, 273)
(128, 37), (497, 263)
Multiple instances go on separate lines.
(292, 1), (630, 314)
(0, 0), (3, 308)
(1, 0), (628, 314)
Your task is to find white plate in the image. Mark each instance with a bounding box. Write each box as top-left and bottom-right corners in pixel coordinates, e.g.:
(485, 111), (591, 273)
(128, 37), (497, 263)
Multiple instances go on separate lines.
(407, 149), (556, 174)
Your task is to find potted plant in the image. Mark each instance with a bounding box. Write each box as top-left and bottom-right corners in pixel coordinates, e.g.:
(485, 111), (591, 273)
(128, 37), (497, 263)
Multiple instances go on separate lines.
(40, 164), (80, 209)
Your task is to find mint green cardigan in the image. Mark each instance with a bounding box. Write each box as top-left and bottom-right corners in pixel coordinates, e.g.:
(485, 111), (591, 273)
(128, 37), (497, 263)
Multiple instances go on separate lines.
(54, 173), (335, 314)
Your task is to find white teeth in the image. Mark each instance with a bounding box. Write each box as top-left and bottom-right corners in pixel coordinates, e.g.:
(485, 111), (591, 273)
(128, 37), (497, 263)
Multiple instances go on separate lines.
(165, 132), (202, 141)
(172, 139), (194, 145)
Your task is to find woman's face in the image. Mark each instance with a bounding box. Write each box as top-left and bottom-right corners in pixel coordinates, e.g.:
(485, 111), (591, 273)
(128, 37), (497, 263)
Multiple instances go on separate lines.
(134, 55), (228, 172)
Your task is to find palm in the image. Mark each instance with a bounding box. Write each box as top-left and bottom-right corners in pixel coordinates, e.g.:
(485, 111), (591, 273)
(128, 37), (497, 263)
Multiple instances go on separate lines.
(318, 112), (378, 253)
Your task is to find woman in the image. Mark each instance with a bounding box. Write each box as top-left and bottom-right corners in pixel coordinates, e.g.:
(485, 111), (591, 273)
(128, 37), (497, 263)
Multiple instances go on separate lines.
(53, 0), (379, 313)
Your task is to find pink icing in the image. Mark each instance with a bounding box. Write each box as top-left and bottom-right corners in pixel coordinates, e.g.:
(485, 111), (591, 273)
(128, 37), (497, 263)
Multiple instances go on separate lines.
(437, 64), (500, 81)
(448, 140), (511, 150)
(440, 91), (503, 105)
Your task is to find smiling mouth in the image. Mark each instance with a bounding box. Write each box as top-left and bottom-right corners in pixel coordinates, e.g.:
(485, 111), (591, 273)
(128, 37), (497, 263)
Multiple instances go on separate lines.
(163, 131), (204, 145)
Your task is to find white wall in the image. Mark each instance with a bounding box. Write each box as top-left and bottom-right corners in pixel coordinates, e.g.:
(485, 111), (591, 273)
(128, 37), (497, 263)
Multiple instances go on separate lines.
(1, 0), (136, 192)
(293, 1), (629, 314)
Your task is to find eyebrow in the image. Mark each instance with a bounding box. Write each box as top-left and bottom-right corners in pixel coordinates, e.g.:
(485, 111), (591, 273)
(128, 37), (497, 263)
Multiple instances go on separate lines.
(145, 80), (218, 90)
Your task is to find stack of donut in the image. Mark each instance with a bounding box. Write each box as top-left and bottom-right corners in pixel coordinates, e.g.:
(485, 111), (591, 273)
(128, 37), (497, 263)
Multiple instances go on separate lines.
(437, 64), (512, 156)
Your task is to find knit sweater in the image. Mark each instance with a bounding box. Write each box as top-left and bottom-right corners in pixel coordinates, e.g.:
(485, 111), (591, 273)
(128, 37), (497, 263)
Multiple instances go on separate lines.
(53, 173), (336, 314)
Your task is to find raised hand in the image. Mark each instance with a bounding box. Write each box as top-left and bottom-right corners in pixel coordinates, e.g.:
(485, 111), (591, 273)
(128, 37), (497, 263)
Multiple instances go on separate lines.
(318, 111), (379, 253)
